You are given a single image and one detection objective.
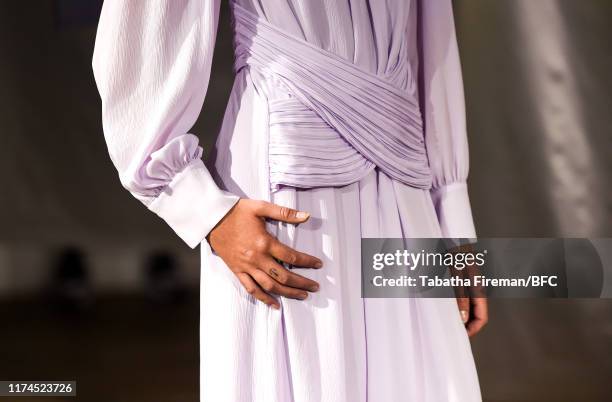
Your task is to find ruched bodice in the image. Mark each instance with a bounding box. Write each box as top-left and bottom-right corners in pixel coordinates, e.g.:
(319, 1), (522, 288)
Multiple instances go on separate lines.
(234, 0), (416, 90)
(232, 2), (430, 190)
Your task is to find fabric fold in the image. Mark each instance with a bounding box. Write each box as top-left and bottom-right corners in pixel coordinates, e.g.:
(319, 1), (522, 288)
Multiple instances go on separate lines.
(122, 134), (205, 201)
(232, 3), (432, 191)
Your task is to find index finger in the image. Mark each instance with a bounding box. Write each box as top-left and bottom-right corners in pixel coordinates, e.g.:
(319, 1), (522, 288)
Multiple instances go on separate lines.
(467, 316), (487, 337)
(269, 238), (323, 269)
(467, 299), (488, 337)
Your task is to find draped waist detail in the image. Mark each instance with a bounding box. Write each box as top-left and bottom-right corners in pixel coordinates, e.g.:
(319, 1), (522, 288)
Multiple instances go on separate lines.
(232, 3), (432, 191)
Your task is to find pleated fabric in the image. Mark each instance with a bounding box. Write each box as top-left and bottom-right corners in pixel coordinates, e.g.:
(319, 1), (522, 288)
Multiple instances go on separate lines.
(232, 3), (431, 190)
(201, 170), (481, 401)
(206, 66), (481, 401)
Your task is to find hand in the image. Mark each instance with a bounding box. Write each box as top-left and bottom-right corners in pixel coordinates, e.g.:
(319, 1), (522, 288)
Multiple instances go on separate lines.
(456, 295), (488, 337)
(207, 199), (323, 309)
(451, 244), (489, 337)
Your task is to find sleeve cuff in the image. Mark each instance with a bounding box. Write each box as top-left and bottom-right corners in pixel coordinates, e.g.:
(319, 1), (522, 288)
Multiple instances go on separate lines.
(430, 182), (477, 240)
(148, 159), (239, 248)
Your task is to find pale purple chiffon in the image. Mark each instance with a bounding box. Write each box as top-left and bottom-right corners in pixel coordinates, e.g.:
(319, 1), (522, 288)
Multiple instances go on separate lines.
(233, 3), (431, 190)
(93, 0), (481, 400)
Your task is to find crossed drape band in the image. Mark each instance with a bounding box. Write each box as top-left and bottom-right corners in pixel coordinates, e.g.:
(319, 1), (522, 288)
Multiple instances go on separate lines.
(232, 3), (432, 191)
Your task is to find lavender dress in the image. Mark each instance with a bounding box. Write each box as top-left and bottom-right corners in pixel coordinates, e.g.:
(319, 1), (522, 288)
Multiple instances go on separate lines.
(93, 0), (481, 401)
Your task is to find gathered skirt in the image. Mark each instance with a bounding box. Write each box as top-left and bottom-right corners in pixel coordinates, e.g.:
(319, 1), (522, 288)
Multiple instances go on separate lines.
(199, 71), (481, 402)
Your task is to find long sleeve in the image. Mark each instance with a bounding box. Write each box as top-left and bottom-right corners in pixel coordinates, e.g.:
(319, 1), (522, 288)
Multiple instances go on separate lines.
(417, 0), (476, 239)
(92, 0), (239, 248)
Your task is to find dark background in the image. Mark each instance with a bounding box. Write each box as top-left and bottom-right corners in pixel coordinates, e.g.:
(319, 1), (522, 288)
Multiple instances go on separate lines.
(0, 1), (611, 401)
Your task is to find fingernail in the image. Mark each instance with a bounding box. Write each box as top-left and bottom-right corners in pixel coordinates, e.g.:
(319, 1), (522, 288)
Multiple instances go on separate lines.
(460, 310), (469, 323)
(296, 211), (310, 220)
(300, 292), (309, 299)
(272, 304), (280, 310)
(314, 261), (323, 268)
(310, 284), (319, 292)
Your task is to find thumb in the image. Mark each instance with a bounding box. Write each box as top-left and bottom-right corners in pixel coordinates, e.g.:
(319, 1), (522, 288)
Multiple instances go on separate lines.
(456, 297), (470, 324)
(255, 201), (311, 224)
